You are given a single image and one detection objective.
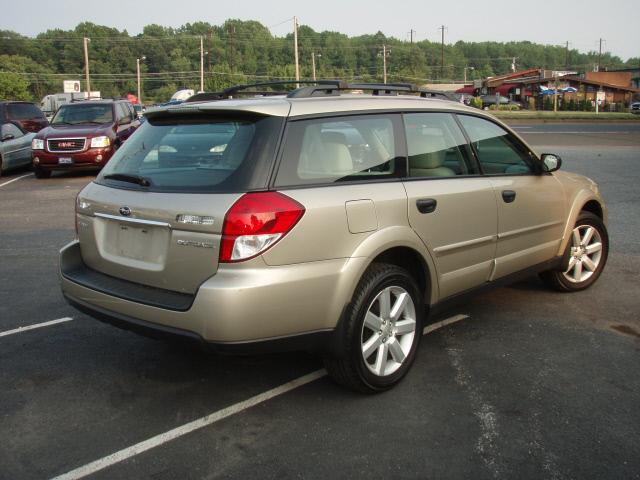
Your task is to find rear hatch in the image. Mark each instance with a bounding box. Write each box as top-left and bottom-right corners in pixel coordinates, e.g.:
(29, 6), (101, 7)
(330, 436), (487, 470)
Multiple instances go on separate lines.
(75, 111), (284, 294)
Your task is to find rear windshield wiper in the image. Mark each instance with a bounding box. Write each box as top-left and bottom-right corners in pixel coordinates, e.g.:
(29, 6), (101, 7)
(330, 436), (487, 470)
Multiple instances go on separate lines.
(103, 173), (152, 187)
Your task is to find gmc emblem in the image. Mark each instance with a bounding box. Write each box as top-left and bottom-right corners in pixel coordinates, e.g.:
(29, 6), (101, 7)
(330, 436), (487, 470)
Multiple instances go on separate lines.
(58, 142), (75, 148)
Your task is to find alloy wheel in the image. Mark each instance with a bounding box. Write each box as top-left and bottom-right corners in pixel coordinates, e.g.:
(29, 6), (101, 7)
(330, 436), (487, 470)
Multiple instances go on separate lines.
(360, 286), (416, 377)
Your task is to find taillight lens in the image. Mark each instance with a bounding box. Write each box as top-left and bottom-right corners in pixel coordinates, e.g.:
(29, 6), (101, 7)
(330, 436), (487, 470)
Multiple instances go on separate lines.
(220, 192), (305, 263)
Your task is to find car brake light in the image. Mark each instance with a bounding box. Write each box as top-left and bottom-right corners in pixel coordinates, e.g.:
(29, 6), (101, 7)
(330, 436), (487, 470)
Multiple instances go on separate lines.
(220, 192), (305, 263)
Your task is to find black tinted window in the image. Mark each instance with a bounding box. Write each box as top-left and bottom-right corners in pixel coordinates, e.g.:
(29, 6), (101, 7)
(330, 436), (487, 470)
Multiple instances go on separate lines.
(7, 103), (44, 120)
(97, 114), (283, 193)
(276, 114), (400, 187)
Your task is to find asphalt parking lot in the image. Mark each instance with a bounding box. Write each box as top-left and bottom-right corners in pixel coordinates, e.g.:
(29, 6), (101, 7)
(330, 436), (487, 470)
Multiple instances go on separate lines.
(1, 122), (639, 479)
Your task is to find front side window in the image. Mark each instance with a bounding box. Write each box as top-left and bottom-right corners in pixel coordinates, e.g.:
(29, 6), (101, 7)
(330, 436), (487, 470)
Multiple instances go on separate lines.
(458, 115), (534, 175)
(97, 114), (283, 193)
(275, 115), (400, 187)
(1, 123), (24, 139)
(404, 113), (478, 178)
(51, 104), (114, 125)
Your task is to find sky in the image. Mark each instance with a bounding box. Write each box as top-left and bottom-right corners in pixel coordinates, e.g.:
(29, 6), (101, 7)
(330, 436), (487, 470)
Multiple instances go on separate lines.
(1, 0), (638, 61)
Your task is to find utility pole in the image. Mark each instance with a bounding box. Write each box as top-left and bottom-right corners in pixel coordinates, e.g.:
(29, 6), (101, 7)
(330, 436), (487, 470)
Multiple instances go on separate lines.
(83, 37), (91, 98)
(380, 45), (389, 84)
(565, 41), (569, 70)
(136, 56), (145, 105)
(597, 38), (603, 72)
(312, 52), (320, 81)
(464, 66), (474, 83)
(207, 29), (212, 72)
(409, 29), (416, 44)
(438, 25), (447, 80)
(200, 35), (204, 92)
(293, 16), (300, 83)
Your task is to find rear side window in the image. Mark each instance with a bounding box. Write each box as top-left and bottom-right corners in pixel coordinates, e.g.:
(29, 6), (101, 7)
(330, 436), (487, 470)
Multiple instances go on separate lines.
(7, 103), (44, 120)
(404, 113), (478, 177)
(97, 114), (283, 193)
(275, 114), (401, 187)
(458, 115), (534, 175)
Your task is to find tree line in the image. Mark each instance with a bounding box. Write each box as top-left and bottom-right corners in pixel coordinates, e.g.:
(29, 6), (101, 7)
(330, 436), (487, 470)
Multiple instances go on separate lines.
(0, 20), (637, 104)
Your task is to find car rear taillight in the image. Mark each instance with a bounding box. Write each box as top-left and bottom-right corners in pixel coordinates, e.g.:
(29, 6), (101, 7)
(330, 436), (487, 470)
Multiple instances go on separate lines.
(220, 192), (305, 263)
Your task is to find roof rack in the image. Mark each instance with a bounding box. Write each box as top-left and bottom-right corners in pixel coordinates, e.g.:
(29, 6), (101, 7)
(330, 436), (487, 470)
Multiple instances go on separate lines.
(184, 80), (457, 103)
(185, 80), (345, 103)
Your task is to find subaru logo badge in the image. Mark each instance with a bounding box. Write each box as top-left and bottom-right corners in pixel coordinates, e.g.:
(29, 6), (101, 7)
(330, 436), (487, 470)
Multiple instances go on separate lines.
(119, 206), (132, 216)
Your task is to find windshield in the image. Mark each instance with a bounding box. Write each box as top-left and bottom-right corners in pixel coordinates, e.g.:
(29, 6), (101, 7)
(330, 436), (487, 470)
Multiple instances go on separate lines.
(96, 114), (283, 193)
(52, 104), (114, 125)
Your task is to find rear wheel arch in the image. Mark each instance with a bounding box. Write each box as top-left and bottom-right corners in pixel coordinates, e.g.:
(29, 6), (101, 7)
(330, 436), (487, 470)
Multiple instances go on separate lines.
(371, 247), (431, 306)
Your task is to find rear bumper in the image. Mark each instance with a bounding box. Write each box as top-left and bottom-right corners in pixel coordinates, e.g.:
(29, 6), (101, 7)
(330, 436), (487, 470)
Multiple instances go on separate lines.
(60, 240), (364, 347)
(32, 147), (113, 170)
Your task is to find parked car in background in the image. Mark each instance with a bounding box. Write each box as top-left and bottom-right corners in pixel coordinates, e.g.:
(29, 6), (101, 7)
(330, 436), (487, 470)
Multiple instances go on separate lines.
(0, 101), (49, 133)
(31, 99), (140, 178)
(479, 95), (520, 109)
(60, 81), (609, 393)
(0, 122), (35, 176)
(631, 101), (640, 114)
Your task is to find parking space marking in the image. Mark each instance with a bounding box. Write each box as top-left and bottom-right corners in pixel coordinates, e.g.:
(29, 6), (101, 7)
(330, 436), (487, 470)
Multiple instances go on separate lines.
(0, 173), (32, 188)
(51, 369), (327, 480)
(49, 313), (467, 479)
(423, 314), (469, 335)
(0, 317), (73, 338)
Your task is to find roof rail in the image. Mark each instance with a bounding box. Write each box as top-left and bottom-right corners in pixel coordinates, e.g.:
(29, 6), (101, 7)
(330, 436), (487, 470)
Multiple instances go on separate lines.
(287, 82), (457, 101)
(184, 80), (458, 103)
(184, 80), (345, 103)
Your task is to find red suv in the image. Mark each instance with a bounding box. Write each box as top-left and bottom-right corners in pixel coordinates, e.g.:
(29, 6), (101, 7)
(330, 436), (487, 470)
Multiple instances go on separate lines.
(31, 100), (139, 178)
(0, 101), (49, 133)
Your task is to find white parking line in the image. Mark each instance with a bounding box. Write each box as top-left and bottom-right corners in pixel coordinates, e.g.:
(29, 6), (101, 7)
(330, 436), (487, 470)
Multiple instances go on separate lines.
(50, 313), (468, 479)
(0, 173), (32, 188)
(51, 369), (328, 480)
(0, 317), (74, 338)
(423, 314), (469, 335)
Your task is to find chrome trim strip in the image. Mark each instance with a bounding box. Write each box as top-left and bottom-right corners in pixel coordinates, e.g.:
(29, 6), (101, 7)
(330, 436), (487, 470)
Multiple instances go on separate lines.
(434, 235), (497, 255)
(94, 212), (171, 228)
(497, 220), (563, 240)
(47, 137), (86, 153)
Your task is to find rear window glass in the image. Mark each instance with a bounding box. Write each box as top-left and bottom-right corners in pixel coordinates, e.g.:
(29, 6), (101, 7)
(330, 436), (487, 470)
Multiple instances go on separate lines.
(52, 104), (114, 125)
(96, 114), (283, 193)
(7, 103), (44, 120)
(275, 114), (401, 187)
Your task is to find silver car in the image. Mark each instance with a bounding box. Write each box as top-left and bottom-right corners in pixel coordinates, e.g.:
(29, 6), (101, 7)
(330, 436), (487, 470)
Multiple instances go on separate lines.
(0, 122), (35, 176)
(60, 82), (609, 392)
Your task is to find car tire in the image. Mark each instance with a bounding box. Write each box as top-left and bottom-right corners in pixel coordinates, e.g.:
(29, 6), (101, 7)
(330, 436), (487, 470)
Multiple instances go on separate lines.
(540, 211), (608, 292)
(324, 263), (423, 393)
(34, 167), (51, 179)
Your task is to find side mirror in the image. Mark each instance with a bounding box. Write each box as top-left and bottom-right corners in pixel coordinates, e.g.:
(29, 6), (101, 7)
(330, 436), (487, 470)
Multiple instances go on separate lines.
(1, 134), (15, 142)
(541, 153), (562, 173)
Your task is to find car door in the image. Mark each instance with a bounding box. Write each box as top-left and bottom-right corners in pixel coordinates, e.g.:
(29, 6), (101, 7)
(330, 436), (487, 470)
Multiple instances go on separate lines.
(114, 103), (134, 144)
(0, 123), (32, 169)
(402, 112), (498, 299)
(457, 114), (565, 279)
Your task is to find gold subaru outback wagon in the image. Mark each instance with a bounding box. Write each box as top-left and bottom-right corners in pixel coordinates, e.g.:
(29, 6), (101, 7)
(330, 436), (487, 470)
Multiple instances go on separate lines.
(60, 81), (608, 392)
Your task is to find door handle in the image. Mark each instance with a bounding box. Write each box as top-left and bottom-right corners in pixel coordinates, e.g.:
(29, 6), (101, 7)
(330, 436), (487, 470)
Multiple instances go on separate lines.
(416, 198), (437, 214)
(502, 190), (516, 203)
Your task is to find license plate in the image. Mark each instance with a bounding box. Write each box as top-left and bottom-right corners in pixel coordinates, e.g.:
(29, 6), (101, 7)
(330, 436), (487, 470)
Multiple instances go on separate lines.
(58, 157), (73, 165)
